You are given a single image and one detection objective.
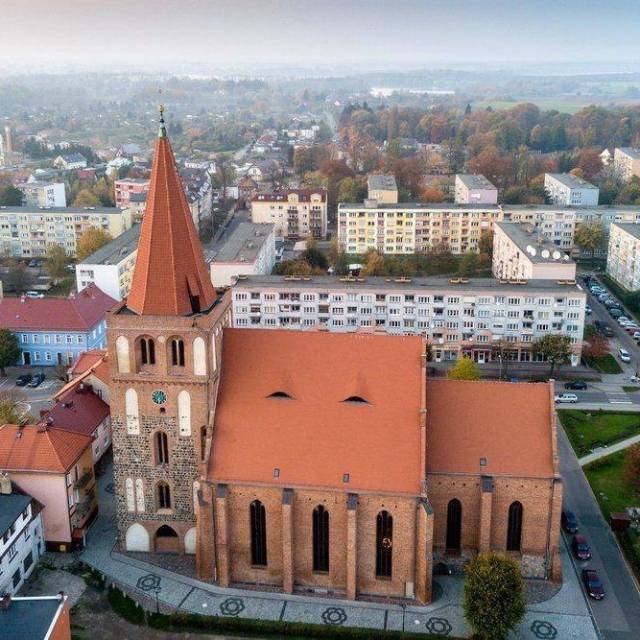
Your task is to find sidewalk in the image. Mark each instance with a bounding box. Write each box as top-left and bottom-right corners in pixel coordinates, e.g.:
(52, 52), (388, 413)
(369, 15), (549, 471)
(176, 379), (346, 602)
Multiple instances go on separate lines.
(78, 462), (600, 639)
(579, 433), (640, 466)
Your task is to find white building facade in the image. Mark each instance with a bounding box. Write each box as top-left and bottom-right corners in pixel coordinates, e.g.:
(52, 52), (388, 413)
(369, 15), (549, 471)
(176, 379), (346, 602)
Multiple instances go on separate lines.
(18, 181), (66, 208)
(455, 174), (498, 205)
(251, 190), (327, 239)
(606, 223), (640, 292)
(613, 148), (640, 182)
(544, 173), (599, 206)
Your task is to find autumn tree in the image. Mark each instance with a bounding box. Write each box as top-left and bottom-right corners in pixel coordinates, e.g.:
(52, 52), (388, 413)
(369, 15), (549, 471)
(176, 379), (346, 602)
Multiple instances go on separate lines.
(73, 188), (100, 207)
(448, 356), (481, 380)
(577, 149), (603, 180)
(624, 444), (640, 496)
(420, 186), (445, 203)
(328, 239), (348, 275)
(45, 244), (70, 282)
(3, 256), (29, 293)
(0, 330), (21, 376)
(77, 227), (113, 261)
(574, 221), (605, 264)
(361, 250), (385, 276)
(582, 334), (610, 361)
(533, 334), (573, 377)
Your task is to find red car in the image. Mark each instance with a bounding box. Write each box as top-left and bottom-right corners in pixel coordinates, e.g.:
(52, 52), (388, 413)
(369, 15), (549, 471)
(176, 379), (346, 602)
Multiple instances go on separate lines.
(582, 569), (605, 600)
(572, 534), (591, 561)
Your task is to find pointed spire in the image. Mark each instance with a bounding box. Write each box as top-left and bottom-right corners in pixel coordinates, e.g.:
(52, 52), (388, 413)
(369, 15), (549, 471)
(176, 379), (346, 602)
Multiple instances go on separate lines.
(126, 111), (216, 316)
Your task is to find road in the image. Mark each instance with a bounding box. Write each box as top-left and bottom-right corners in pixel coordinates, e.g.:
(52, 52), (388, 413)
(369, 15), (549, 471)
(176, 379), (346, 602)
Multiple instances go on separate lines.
(0, 375), (62, 417)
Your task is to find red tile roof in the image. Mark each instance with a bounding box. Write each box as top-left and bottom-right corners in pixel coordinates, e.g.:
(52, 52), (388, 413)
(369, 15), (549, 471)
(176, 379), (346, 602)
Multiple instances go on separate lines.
(0, 284), (116, 332)
(69, 350), (105, 375)
(426, 379), (555, 478)
(209, 329), (424, 494)
(0, 424), (91, 473)
(126, 124), (216, 316)
(44, 386), (109, 437)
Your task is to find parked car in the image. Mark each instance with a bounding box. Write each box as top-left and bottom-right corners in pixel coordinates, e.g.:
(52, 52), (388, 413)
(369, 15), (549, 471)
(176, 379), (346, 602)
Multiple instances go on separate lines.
(565, 381), (587, 390)
(619, 348), (632, 363)
(609, 308), (623, 318)
(624, 325), (640, 334)
(16, 374), (32, 387)
(582, 569), (605, 600)
(572, 535), (592, 561)
(555, 393), (578, 404)
(585, 305), (592, 315)
(634, 331), (640, 340)
(562, 510), (579, 533)
(433, 562), (452, 576)
(25, 291), (44, 299)
(618, 317), (631, 325)
(27, 372), (45, 388)
(603, 326), (615, 337)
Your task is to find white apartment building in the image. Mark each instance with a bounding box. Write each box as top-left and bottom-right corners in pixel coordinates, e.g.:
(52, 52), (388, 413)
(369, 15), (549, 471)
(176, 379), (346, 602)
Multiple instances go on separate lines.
(606, 223), (640, 292)
(367, 174), (398, 203)
(544, 173), (599, 206)
(455, 174), (498, 205)
(0, 478), (44, 596)
(231, 275), (586, 366)
(0, 206), (132, 258)
(75, 224), (140, 300)
(18, 181), (66, 208)
(208, 222), (276, 287)
(251, 190), (327, 239)
(493, 222), (576, 281)
(337, 202), (502, 255)
(613, 147), (640, 182)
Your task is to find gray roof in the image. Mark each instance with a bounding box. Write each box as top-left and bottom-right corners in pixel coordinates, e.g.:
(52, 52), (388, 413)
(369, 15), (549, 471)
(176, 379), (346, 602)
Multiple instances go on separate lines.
(232, 274), (584, 294)
(367, 174), (397, 192)
(456, 174), (497, 190)
(210, 222), (274, 263)
(79, 224), (140, 265)
(2, 597), (65, 639)
(612, 222), (640, 240)
(545, 173), (598, 190)
(495, 222), (571, 264)
(0, 205), (124, 215)
(338, 202), (500, 211)
(616, 147), (640, 160)
(0, 493), (31, 537)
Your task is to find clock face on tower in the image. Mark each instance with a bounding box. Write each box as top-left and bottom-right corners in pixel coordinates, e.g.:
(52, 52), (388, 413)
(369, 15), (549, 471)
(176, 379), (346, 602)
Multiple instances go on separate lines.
(152, 390), (167, 405)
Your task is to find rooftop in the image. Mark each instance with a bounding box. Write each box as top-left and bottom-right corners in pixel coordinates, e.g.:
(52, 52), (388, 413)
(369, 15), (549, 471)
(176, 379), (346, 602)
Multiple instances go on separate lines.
(0, 284), (116, 332)
(495, 222), (572, 264)
(232, 274), (584, 294)
(1, 595), (68, 640)
(456, 174), (497, 190)
(367, 174), (398, 191)
(0, 492), (32, 537)
(612, 222), (640, 240)
(0, 205), (123, 215)
(338, 201), (501, 210)
(43, 385), (110, 438)
(115, 178), (150, 185)
(79, 224), (140, 266)
(210, 222), (274, 264)
(617, 147), (640, 159)
(252, 189), (326, 203)
(545, 173), (598, 190)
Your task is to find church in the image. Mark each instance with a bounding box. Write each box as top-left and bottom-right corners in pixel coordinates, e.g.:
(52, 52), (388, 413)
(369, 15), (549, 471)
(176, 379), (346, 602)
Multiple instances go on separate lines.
(106, 114), (563, 604)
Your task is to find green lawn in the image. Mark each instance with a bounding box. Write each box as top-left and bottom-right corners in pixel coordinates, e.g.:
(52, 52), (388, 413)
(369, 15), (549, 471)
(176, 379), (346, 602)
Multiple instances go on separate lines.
(624, 386), (640, 393)
(585, 353), (623, 374)
(558, 409), (640, 457)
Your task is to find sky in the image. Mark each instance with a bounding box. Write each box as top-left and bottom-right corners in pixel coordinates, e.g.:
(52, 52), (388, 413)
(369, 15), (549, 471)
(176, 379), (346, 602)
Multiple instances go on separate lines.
(4, 0), (640, 72)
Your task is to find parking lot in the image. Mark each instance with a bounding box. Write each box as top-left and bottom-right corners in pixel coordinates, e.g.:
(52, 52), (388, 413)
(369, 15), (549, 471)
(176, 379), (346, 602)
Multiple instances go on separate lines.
(0, 371), (63, 417)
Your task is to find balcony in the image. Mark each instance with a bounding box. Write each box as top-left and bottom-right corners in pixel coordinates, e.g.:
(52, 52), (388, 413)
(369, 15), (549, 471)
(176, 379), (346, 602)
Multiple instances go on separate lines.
(74, 469), (94, 490)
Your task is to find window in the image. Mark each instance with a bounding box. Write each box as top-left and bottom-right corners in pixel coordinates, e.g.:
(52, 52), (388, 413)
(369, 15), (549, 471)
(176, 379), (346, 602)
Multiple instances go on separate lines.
(250, 500), (267, 566)
(376, 510), (393, 578)
(312, 505), (329, 572)
(155, 431), (169, 465)
(157, 482), (171, 509)
(140, 337), (155, 365)
(446, 499), (462, 551)
(12, 568), (21, 589)
(23, 551), (33, 572)
(267, 391), (293, 399)
(506, 501), (523, 551)
(170, 338), (185, 367)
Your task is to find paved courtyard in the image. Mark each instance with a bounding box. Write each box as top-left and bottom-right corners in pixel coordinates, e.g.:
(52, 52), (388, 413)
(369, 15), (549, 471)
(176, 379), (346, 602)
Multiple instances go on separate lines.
(78, 461), (600, 639)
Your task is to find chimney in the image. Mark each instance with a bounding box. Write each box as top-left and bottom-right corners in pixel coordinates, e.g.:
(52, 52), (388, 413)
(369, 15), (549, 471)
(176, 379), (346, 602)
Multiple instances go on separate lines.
(0, 472), (11, 495)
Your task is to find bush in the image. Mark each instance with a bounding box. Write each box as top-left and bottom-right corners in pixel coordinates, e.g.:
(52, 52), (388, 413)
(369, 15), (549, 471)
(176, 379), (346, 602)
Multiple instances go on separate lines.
(108, 586), (145, 625)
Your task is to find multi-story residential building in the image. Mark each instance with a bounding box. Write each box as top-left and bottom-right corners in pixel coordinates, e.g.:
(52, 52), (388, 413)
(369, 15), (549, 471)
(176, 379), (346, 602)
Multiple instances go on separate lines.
(231, 275), (586, 366)
(0, 477), (44, 595)
(17, 180), (66, 208)
(337, 202), (502, 254)
(544, 173), (599, 206)
(182, 169), (213, 233)
(493, 222), (576, 281)
(2, 594), (71, 640)
(367, 174), (398, 203)
(209, 222), (276, 287)
(613, 147), (640, 182)
(0, 284), (116, 366)
(454, 174), (498, 205)
(606, 223), (640, 292)
(251, 189), (327, 238)
(0, 423), (97, 552)
(75, 224), (140, 300)
(0, 205), (132, 258)
(114, 178), (149, 209)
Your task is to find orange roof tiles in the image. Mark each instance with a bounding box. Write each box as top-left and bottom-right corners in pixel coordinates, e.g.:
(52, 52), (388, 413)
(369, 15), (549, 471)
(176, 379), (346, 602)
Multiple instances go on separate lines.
(0, 424), (91, 474)
(126, 126), (216, 316)
(426, 379), (555, 478)
(209, 329), (424, 494)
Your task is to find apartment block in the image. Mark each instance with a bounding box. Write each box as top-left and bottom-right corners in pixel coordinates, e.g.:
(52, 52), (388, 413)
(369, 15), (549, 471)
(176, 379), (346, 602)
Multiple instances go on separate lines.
(251, 189), (327, 238)
(455, 174), (498, 205)
(231, 275), (586, 366)
(544, 173), (599, 206)
(606, 223), (640, 292)
(18, 181), (66, 208)
(613, 147), (640, 182)
(337, 202), (502, 254)
(493, 222), (576, 281)
(367, 174), (398, 203)
(114, 178), (149, 209)
(0, 205), (132, 258)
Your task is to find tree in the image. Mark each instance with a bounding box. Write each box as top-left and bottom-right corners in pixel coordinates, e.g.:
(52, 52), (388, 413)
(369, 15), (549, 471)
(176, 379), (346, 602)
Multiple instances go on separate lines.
(448, 356), (481, 380)
(624, 444), (640, 496)
(4, 256), (29, 293)
(533, 334), (573, 377)
(77, 227), (112, 261)
(328, 239), (348, 275)
(463, 553), (526, 640)
(0, 390), (31, 425)
(73, 189), (99, 207)
(302, 236), (329, 271)
(420, 186), (445, 203)
(0, 185), (23, 206)
(458, 252), (479, 277)
(582, 334), (610, 361)
(45, 244), (70, 282)
(574, 221), (605, 264)
(361, 250), (385, 276)
(0, 330), (21, 377)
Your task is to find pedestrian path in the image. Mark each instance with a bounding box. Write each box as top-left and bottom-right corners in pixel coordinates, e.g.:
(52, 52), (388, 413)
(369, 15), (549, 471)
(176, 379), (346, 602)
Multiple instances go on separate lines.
(579, 433), (640, 466)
